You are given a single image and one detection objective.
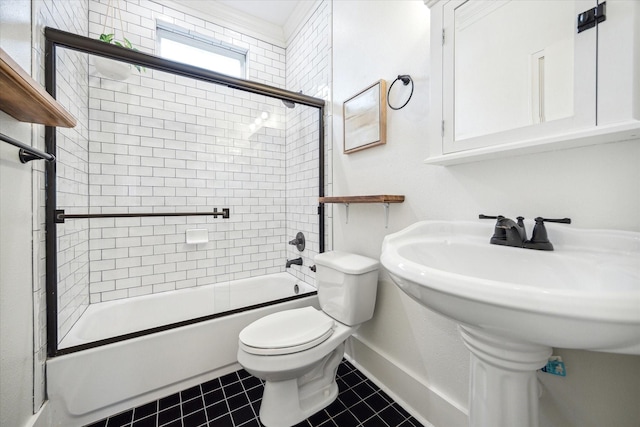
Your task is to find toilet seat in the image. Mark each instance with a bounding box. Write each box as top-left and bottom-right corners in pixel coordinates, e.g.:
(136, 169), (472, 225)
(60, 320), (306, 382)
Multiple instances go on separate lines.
(239, 306), (336, 356)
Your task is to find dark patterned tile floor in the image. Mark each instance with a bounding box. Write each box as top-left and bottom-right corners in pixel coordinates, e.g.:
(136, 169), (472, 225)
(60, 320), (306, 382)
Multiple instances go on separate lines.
(85, 359), (423, 427)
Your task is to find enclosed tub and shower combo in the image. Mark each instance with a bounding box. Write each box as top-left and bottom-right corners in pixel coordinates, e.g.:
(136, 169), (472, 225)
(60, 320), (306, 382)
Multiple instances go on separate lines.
(48, 274), (319, 424)
(43, 29), (326, 425)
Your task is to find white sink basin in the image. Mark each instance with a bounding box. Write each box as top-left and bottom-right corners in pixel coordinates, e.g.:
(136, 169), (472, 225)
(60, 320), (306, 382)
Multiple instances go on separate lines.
(381, 220), (640, 354)
(381, 220), (640, 427)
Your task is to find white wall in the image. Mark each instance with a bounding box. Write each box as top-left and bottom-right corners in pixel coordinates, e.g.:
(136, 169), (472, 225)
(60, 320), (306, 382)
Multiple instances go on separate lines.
(0, 3), (36, 426)
(1, 1), (89, 424)
(331, 1), (640, 427)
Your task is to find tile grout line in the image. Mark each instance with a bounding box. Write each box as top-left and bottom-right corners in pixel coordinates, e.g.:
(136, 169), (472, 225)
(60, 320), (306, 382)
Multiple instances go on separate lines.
(199, 384), (210, 427)
(239, 372), (261, 423)
(93, 359), (424, 427)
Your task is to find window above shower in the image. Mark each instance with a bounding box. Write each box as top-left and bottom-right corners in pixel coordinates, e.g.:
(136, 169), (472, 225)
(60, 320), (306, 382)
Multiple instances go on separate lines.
(156, 23), (247, 78)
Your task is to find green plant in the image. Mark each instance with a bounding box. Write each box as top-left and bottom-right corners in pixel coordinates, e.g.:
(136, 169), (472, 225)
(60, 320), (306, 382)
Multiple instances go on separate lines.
(99, 33), (145, 72)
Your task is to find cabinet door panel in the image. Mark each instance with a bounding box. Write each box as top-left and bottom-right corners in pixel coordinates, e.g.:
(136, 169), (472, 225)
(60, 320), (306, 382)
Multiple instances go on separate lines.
(442, 0), (596, 154)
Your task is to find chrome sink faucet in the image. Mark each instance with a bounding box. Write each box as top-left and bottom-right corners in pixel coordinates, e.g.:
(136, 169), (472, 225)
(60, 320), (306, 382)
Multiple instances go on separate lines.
(479, 214), (571, 251)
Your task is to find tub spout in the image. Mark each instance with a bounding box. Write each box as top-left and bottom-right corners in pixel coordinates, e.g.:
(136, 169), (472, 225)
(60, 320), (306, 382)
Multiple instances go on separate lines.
(286, 257), (303, 268)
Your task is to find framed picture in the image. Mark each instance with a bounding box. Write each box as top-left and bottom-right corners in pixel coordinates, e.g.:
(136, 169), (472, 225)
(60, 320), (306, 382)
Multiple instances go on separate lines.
(343, 79), (387, 154)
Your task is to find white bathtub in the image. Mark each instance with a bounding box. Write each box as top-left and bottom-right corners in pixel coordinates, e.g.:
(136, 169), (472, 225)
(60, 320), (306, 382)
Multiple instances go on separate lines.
(59, 272), (314, 348)
(47, 273), (318, 427)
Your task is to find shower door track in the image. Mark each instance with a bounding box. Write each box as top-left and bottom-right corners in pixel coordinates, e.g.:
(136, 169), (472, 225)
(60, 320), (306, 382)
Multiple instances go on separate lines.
(44, 27), (326, 357)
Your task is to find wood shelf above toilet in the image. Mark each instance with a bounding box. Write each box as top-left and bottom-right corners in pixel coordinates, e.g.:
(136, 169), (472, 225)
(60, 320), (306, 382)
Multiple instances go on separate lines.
(319, 195), (405, 204)
(319, 195), (405, 228)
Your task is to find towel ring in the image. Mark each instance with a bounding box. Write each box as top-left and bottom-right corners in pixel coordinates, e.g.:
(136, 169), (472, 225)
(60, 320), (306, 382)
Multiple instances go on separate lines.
(387, 74), (414, 110)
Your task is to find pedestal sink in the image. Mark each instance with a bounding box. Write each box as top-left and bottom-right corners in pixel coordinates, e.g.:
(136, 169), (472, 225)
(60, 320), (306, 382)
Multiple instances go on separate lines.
(380, 220), (640, 427)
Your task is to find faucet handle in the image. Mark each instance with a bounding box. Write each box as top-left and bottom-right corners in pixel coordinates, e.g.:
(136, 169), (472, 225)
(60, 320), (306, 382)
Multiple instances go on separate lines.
(288, 232), (306, 251)
(530, 217), (571, 243)
(479, 214), (504, 220)
(525, 217), (571, 251)
(536, 217), (571, 224)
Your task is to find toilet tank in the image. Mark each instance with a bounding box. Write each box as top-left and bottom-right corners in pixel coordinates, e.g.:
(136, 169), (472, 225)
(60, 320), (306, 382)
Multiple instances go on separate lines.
(314, 251), (379, 326)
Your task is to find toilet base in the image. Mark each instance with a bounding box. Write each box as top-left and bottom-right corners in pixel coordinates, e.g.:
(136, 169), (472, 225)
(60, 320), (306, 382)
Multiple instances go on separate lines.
(259, 343), (345, 427)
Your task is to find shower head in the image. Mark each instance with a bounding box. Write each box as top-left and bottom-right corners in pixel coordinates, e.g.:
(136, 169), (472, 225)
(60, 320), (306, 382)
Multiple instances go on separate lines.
(282, 90), (302, 109)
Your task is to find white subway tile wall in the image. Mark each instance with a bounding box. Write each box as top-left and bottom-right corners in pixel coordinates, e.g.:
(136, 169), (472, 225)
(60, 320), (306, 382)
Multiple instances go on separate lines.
(50, 11), (93, 344)
(81, 0), (329, 304)
(34, 0), (90, 411)
(285, 1), (332, 286)
(45, 0), (331, 349)
(84, 62), (290, 303)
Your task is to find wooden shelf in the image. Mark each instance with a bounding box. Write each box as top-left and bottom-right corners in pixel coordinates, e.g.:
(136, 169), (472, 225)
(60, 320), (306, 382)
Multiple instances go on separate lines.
(0, 48), (76, 127)
(319, 195), (405, 228)
(319, 195), (405, 204)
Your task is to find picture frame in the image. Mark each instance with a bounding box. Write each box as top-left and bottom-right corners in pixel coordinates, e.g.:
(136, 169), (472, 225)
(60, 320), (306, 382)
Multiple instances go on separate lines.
(343, 79), (387, 154)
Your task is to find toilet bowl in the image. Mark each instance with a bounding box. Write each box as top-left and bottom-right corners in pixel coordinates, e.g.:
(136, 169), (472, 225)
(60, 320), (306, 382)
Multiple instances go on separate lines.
(236, 251), (379, 427)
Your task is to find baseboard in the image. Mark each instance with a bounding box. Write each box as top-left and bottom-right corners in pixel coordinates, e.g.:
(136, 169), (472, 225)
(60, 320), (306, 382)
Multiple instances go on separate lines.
(345, 335), (468, 427)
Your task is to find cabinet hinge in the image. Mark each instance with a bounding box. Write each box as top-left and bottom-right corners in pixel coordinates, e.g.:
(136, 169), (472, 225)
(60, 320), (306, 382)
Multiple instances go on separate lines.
(442, 29), (445, 45)
(441, 120), (445, 137)
(577, 2), (606, 33)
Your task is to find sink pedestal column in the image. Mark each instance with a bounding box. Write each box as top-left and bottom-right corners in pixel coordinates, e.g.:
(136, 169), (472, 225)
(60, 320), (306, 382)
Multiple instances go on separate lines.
(459, 326), (552, 427)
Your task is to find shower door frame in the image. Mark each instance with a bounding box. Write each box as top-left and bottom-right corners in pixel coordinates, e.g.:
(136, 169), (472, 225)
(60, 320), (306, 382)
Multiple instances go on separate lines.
(44, 27), (326, 357)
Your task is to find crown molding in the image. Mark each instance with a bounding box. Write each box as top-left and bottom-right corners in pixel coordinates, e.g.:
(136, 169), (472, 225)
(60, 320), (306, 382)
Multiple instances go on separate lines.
(424, 0), (440, 8)
(283, 0), (321, 45)
(152, 0), (287, 48)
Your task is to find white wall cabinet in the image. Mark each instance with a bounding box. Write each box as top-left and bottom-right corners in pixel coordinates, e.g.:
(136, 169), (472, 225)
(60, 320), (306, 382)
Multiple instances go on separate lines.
(426, 0), (640, 165)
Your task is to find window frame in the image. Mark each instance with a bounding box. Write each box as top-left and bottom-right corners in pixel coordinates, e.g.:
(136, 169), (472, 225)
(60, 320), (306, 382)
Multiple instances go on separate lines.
(156, 22), (247, 79)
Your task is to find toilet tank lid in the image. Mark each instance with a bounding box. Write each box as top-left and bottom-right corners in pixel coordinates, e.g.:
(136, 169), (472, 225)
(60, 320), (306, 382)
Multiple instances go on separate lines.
(314, 251), (379, 274)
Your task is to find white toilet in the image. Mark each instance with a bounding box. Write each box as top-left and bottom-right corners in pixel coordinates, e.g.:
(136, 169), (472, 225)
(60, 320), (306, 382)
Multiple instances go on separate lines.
(237, 251), (379, 427)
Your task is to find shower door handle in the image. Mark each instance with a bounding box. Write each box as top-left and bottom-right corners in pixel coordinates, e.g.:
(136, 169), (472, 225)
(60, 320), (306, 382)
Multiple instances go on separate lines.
(54, 208), (230, 224)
